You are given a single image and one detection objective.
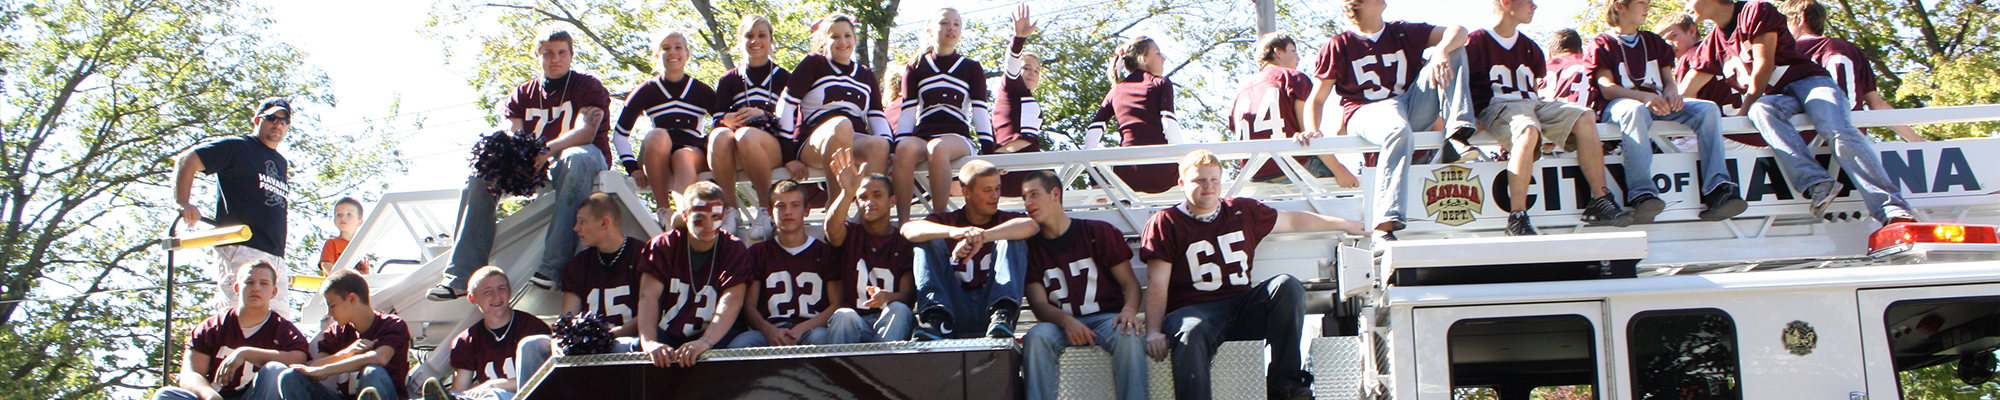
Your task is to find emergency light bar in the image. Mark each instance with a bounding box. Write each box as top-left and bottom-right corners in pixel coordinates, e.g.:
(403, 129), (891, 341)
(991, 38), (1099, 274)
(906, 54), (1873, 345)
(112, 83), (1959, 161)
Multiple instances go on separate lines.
(1869, 222), (2000, 259)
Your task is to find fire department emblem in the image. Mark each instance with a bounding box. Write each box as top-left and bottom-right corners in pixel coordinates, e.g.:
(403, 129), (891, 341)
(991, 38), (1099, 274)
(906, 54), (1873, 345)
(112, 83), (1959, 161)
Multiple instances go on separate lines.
(1783, 320), (1817, 356)
(1422, 165), (1484, 226)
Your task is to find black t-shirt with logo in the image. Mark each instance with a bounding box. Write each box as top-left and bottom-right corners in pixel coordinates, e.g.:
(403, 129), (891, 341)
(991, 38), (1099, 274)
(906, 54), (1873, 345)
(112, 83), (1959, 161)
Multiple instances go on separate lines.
(193, 134), (289, 256)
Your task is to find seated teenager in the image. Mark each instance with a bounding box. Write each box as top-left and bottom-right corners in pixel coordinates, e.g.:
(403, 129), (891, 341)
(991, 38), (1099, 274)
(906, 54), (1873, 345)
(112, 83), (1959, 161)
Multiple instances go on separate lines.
(824, 150), (919, 344)
(1142, 149), (1365, 400)
(279, 269), (410, 400)
(152, 261), (308, 400)
(1019, 171), (1148, 400)
(421, 267), (552, 400)
(730, 180), (845, 347)
(900, 159), (1038, 340)
(518, 192), (644, 375)
(636, 181), (753, 367)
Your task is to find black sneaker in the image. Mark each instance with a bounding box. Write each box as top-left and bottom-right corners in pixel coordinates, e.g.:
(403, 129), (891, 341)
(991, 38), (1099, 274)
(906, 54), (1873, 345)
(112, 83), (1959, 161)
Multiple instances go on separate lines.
(1437, 127), (1480, 164)
(422, 377), (450, 400)
(1270, 384), (1315, 400)
(913, 310), (952, 341)
(358, 387), (383, 400)
(1506, 211), (1541, 236)
(1580, 193), (1635, 227)
(1807, 181), (1843, 218)
(1628, 193), (1665, 224)
(426, 282), (465, 302)
(1369, 228), (1399, 259)
(1885, 208), (1918, 225)
(986, 308), (1016, 339)
(1699, 184), (1748, 221)
(529, 272), (557, 291)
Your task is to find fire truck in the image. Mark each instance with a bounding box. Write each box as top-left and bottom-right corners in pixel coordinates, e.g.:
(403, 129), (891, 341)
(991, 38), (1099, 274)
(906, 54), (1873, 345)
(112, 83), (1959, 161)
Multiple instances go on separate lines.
(302, 104), (2000, 399)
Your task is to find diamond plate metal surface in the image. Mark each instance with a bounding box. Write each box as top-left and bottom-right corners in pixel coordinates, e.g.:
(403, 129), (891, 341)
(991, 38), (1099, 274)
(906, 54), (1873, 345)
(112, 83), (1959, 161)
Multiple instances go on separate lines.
(1310, 337), (1364, 400)
(1211, 341), (1270, 400)
(518, 338), (1016, 395)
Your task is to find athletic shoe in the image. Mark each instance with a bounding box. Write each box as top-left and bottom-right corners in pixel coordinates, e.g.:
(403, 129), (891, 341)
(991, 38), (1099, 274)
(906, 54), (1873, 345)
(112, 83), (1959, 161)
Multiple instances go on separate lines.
(426, 282), (465, 302)
(745, 211), (775, 243)
(1885, 208), (1918, 225)
(1506, 211), (1541, 236)
(1628, 193), (1665, 224)
(422, 377), (450, 400)
(986, 309), (1016, 339)
(1270, 384), (1315, 400)
(656, 207), (676, 231)
(1698, 184), (1748, 221)
(719, 207), (740, 236)
(913, 311), (952, 341)
(1807, 181), (1843, 218)
(358, 387), (382, 400)
(1437, 127), (1480, 164)
(1580, 193), (1634, 227)
(1369, 229), (1399, 259)
(528, 272), (556, 291)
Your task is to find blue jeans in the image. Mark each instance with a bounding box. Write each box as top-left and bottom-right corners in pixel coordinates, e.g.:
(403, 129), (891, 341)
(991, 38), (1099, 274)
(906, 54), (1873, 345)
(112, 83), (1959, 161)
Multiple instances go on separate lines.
(1024, 312), (1149, 400)
(1161, 274), (1311, 400)
(826, 302), (915, 343)
(515, 335), (642, 386)
(446, 145), (606, 290)
(1604, 98), (1731, 199)
(153, 361), (289, 400)
(913, 239), (1027, 338)
(1747, 75), (1912, 221)
(727, 321), (835, 347)
(278, 364), (398, 400)
(1348, 48), (1476, 228)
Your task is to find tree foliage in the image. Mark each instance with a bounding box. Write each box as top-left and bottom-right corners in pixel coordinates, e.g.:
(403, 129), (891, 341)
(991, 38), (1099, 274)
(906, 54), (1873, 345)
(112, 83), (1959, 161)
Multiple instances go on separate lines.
(0, 0), (404, 398)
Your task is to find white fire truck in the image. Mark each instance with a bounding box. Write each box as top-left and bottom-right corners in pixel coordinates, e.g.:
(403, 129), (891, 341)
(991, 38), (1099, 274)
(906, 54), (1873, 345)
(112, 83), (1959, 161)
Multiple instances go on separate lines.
(302, 104), (2000, 399)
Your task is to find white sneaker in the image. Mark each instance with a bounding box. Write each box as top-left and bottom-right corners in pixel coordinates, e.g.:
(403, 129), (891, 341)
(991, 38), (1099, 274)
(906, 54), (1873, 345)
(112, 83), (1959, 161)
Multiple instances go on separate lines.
(655, 207), (675, 231)
(720, 207), (740, 236)
(746, 211), (776, 242)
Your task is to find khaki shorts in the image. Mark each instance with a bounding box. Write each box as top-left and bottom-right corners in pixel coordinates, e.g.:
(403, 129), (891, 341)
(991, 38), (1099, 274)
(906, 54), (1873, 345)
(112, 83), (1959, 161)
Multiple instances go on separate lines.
(1478, 98), (1593, 152)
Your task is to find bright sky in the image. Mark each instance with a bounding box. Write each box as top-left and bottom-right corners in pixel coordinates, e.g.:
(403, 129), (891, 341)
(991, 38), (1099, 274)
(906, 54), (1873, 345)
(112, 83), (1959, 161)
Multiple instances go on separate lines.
(264, 0), (1592, 197)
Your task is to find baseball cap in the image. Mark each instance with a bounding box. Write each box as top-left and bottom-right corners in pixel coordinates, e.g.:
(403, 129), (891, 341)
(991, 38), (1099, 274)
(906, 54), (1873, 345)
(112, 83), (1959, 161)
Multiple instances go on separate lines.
(253, 97), (291, 119)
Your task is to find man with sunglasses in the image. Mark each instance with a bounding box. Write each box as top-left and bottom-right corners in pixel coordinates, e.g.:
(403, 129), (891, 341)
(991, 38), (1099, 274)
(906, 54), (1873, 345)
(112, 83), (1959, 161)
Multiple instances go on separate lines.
(174, 96), (297, 317)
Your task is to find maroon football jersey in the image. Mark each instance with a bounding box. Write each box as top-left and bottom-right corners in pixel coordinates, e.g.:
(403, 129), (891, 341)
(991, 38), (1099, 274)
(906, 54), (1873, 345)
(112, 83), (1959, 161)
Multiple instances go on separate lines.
(505, 71), (613, 164)
(923, 208), (1031, 288)
(712, 62), (792, 129)
(639, 229), (752, 341)
(1314, 21), (1438, 126)
(1229, 66), (1316, 179)
(186, 308), (309, 397)
(316, 311), (412, 398)
(1028, 219), (1134, 316)
(560, 237), (643, 328)
(613, 75), (717, 162)
(992, 36), (1043, 153)
(1797, 36), (1877, 111)
(1140, 198), (1279, 313)
(1466, 29), (1550, 114)
(896, 52), (994, 146)
(448, 310), (553, 385)
(1545, 53), (1593, 104)
(839, 220), (913, 315)
(748, 236), (842, 326)
(1709, 0), (1829, 95)
(1678, 38), (1743, 114)
(1582, 32), (1677, 113)
(1086, 72), (1180, 194)
(779, 54), (890, 140)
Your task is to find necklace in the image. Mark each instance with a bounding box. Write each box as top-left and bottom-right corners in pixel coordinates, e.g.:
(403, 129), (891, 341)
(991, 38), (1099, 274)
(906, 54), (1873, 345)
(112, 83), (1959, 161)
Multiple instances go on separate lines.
(598, 240), (628, 268)
(487, 312), (514, 342)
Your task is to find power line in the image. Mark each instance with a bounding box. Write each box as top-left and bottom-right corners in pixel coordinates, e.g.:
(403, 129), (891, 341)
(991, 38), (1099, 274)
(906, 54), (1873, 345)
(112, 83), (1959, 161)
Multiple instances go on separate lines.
(0, 280), (217, 306)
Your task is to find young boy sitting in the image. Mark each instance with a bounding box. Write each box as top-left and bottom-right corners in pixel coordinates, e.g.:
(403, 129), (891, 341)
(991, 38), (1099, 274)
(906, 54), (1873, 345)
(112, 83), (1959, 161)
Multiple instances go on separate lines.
(152, 261), (308, 400)
(278, 269), (410, 400)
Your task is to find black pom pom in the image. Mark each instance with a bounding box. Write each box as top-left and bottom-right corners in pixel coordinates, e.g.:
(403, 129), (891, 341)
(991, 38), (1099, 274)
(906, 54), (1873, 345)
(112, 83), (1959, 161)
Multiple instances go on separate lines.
(551, 312), (617, 356)
(469, 130), (550, 197)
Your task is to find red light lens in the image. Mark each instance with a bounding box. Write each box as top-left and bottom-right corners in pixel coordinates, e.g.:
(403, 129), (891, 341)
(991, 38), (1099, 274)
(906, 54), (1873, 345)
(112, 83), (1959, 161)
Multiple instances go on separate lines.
(1870, 222), (2000, 254)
